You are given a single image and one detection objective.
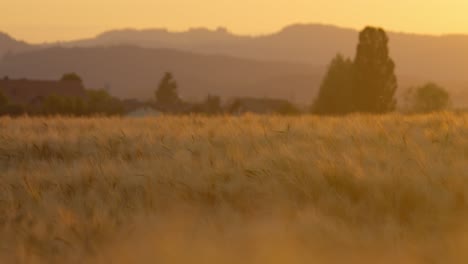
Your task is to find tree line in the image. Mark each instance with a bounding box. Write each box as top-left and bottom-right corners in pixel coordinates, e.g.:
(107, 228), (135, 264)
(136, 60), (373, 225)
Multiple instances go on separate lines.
(155, 26), (452, 115)
(0, 26), (452, 117)
(0, 74), (125, 116)
(0, 89), (125, 117)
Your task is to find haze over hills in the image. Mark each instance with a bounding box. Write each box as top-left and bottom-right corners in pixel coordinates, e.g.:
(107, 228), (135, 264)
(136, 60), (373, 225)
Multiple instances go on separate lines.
(0, 32), (34, 56)
(53, 24), (468, 82)
(0, 46), (322, 103)
(58, 25), (356, 66)
(1, 23), (468, 105)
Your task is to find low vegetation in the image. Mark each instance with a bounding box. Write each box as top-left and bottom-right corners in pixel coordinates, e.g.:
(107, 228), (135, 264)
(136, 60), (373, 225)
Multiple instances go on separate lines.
(403, 83), (451, 113)
(0, 88), (125, 117)
(1, 114), (468, 263)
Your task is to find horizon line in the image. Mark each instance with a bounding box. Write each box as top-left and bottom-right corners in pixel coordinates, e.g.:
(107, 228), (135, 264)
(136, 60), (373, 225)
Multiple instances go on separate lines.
(4, 22), (468, 45)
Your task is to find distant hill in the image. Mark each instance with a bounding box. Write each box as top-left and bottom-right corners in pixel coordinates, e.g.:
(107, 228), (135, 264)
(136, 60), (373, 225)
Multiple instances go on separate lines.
(2, 23), (468, 105)
(54, 25), (357, 66)
(0, 32), (35, 57)
(55, 24), (468, 83)
(0, 46), (323, 103)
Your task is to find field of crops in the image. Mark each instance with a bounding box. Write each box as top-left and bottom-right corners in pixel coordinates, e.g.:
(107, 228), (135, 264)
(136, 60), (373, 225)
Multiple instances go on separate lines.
(1, 114), (468, 263)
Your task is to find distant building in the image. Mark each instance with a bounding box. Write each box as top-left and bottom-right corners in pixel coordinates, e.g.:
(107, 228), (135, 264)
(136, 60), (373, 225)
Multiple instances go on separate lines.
(227, 97), (297, 114)
(122, 98), (148, 113)
(0, 77), (86, 106)
(126, 107), (161, 117)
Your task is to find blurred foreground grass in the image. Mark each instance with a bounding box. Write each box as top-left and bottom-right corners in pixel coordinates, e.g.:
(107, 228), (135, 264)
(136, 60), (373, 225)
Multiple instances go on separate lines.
(1, 113), (468, 263)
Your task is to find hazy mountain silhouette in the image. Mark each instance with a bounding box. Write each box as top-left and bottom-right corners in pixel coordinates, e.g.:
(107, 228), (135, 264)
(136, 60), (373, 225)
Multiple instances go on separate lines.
(57, 25), (355, 66)
(0, 46), (323, 103)
(2, 24), (468, 105)
(54, 24), (468, 84)
(0, 32), (34, 57)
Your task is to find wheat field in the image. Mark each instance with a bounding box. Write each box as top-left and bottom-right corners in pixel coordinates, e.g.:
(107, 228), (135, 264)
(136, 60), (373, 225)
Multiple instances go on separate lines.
(1, 113), (468, 263)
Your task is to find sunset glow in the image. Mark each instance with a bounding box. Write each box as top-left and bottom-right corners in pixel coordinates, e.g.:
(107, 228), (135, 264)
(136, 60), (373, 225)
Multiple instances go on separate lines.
(3, 0), (468, 43)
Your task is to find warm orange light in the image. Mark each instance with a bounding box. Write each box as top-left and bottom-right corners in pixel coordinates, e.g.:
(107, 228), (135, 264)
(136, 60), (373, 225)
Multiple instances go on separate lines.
(3, 0), (468, 43)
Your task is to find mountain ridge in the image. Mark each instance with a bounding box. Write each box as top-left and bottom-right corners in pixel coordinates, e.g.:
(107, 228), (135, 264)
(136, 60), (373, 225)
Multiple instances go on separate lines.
(0, 45), (323, 104)
(2, 23), (468, 105)
(0, 32), (34, 56)
(41, 24), (468, 83)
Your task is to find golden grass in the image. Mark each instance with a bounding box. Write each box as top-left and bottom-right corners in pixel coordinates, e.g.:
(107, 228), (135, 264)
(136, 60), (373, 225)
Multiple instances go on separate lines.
(1, 113), (468, 263)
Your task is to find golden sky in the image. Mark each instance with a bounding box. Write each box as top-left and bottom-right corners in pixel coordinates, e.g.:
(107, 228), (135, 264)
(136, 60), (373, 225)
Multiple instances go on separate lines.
(2, 0), (468, 43)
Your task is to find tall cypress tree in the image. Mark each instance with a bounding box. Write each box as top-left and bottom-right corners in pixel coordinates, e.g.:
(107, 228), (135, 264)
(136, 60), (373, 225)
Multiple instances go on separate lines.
(313, 54), (354, 114)
(353, 27), (397, 113)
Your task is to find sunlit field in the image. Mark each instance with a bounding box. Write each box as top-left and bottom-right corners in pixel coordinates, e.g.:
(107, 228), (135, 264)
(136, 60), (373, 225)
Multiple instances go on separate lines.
(1, 114), (468, 263)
